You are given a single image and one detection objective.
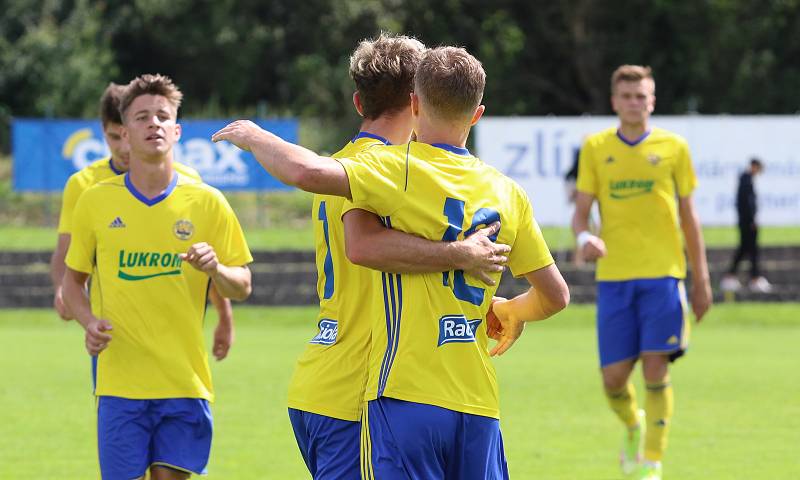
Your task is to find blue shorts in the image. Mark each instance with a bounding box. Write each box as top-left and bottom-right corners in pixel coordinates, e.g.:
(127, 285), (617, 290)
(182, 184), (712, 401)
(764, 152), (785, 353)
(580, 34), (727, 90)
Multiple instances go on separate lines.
(362, 397), (508, 480)
(97, 396), (213, 479)
(288, 408), (361, 480)
(597, 277), (690, 367)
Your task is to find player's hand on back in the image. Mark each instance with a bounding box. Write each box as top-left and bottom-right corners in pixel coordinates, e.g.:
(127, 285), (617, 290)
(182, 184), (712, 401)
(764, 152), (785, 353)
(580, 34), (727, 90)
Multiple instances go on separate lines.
(211, 120), (268, 152)
(181, 242), (220, 276)
(84, 318), (113, 355)
(457, 222), (510, 286)
(487, 297), (526, 357)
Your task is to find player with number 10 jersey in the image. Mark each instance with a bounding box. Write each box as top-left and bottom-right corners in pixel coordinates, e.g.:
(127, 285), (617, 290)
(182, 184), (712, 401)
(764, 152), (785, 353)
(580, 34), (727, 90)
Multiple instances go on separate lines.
(340, 141), (553, 419)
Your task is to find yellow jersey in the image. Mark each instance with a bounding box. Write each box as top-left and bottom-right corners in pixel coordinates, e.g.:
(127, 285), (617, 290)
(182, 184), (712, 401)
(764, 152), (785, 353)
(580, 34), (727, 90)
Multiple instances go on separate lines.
(57, 156), (200, 234)
(287, 133), (389, 421)
(65, 172), (252, 401)
(338, 142), (554, 419)
(576, 127), (698, 281)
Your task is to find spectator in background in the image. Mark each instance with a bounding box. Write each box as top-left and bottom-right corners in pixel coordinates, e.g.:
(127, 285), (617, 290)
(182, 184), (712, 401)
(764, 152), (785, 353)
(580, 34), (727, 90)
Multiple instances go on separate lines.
(721, 157), (771, 293)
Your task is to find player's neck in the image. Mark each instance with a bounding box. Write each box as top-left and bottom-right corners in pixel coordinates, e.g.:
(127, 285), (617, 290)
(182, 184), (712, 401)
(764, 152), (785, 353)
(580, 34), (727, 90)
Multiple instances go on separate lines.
(110, 156), (128, 174)
(359, 116), (412, 145)
(413, 115), (470, 148)
(617, 122), (649, 142)
(127, 156), (175, 198)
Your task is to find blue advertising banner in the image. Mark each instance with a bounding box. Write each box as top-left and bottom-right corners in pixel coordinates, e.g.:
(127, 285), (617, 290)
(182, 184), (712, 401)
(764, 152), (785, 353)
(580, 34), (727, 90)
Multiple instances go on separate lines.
(12, 118), (299, 191)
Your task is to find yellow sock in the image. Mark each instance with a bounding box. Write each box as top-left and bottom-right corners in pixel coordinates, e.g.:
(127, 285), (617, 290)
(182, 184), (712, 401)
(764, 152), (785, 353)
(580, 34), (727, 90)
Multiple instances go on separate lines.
(605, 382), (639, 428)
(644, 380), (674, 461)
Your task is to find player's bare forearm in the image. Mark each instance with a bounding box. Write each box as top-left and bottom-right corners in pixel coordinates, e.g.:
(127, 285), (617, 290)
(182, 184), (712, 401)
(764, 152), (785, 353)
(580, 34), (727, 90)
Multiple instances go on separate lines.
(208, 284), (233, 325)
(679, 197), (710, 282)
(679, 196), (712, 321)
(494, 264), (570, 323)
(342, 209), (509, 283)
(51, 234), (76, 320)
(210, 265), (252, 302)
(50, 234), (71, 288)
(62, 268), (94, 329)
(571, 192), (594, 235)
(571, 192), (606, 260)
(212, 120), (351, 198)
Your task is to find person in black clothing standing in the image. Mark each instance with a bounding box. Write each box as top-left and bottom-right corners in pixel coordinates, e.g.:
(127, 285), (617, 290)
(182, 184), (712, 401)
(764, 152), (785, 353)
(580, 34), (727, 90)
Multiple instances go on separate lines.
(721, 157), (772, 293)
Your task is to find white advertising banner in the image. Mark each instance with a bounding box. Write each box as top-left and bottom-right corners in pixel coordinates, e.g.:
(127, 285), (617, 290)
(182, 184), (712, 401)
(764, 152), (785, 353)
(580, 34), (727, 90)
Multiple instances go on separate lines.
(475, 116), (800, 226)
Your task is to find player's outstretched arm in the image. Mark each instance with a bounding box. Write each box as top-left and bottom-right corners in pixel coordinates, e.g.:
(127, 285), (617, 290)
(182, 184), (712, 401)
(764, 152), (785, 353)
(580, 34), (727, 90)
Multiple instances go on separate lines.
(180, 242), (252, 301)
(50, 233), (74, 321)
(488, 263), (570, 356)
(678, 196), (712, 322)
(571, 191), (606, 261)
(62, 267), (113, 355)
(212, 120), (351, 198)
(208, 285), (234, 361)
(343, 209), (510, 285)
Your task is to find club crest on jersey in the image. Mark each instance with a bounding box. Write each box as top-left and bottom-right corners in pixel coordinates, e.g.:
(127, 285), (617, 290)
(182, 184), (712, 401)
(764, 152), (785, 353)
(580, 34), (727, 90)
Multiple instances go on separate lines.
(648, 153), (662, 166)
(173, 219), (194, 241)
(310, 319), (338, 345)
(438, 315), (482, 346)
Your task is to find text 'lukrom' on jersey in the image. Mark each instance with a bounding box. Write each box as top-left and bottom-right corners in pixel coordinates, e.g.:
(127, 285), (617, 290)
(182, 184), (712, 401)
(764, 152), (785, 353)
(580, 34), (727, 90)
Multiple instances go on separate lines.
(338, 142), (554, 419)
(287, 133), (388, 422)
(65, 172), (252, 401)
(577, 127), (698, 281)
(57, 157), (202, 314)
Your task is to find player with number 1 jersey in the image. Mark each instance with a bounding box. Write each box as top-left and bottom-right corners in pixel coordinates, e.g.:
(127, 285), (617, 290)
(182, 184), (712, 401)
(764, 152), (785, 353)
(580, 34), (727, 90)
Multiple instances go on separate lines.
(287, 133), (389, 421)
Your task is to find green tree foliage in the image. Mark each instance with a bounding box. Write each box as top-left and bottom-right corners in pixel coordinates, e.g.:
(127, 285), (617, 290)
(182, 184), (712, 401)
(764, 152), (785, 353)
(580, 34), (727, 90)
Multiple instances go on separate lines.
(2, 0), (800, 153)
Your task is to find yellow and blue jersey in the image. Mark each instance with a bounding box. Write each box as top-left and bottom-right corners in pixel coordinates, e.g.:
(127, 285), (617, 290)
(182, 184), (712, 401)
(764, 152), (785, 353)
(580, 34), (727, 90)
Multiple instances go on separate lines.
(287, 132), (389, 421)
(338, 142), (554, 419)
(58, 156), (200, 234)
(58, 157), (202, 314)
(577, 127), (698, 281)
(65, 172), (252, 401)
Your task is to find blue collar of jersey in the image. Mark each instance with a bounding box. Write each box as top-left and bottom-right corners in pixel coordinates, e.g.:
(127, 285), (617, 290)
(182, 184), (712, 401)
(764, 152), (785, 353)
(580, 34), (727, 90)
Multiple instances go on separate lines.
(109, 158), (124, 175)
(351, 131), (391, 145)
(124, 172), (178, 207)
(616, 128), (651, 147)
(431, 143), (471, 156)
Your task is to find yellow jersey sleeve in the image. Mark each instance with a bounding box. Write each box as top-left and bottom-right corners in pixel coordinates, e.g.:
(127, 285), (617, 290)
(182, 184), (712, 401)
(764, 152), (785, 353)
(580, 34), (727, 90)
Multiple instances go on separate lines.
(506, 191), (555, 277)
(673, 139), (698, 197)
(175, 162), (202, 181)
(336, 150), (407, 217)
(64, 188), (97, 274)
(57, 174), (85, 234)
(207, 189), (252, 267)
(576, 138), (597, 195)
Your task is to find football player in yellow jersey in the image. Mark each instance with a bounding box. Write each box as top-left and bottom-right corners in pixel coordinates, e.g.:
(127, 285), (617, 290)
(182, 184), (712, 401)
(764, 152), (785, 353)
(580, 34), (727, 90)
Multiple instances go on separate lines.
(283, 35), (511, 480)
(571, 65), (712, 480)
(50, 82), (237, 361)
(214, 46), (570, 480)
(62, 74), (252, 480)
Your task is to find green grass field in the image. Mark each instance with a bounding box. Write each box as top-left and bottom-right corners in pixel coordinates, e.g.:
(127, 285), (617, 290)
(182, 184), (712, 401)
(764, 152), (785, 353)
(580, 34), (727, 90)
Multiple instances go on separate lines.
(1, 304), (798, 479)
(2, 225), (800, 251)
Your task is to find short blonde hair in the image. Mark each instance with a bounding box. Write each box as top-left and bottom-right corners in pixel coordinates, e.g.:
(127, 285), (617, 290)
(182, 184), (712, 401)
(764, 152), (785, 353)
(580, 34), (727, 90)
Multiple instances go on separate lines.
(349, 33), (425, 119)
(611, 65), (655, 93)
(119, 74), (183, 120)
(415, 47), (485, 122)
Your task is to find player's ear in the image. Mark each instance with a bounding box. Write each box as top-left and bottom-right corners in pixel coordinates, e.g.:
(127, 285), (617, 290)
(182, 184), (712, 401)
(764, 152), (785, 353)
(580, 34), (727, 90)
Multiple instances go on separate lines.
(353, 91), (364, 117)
(174, 122), (182, 142)
(469, 105), (485, 126)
